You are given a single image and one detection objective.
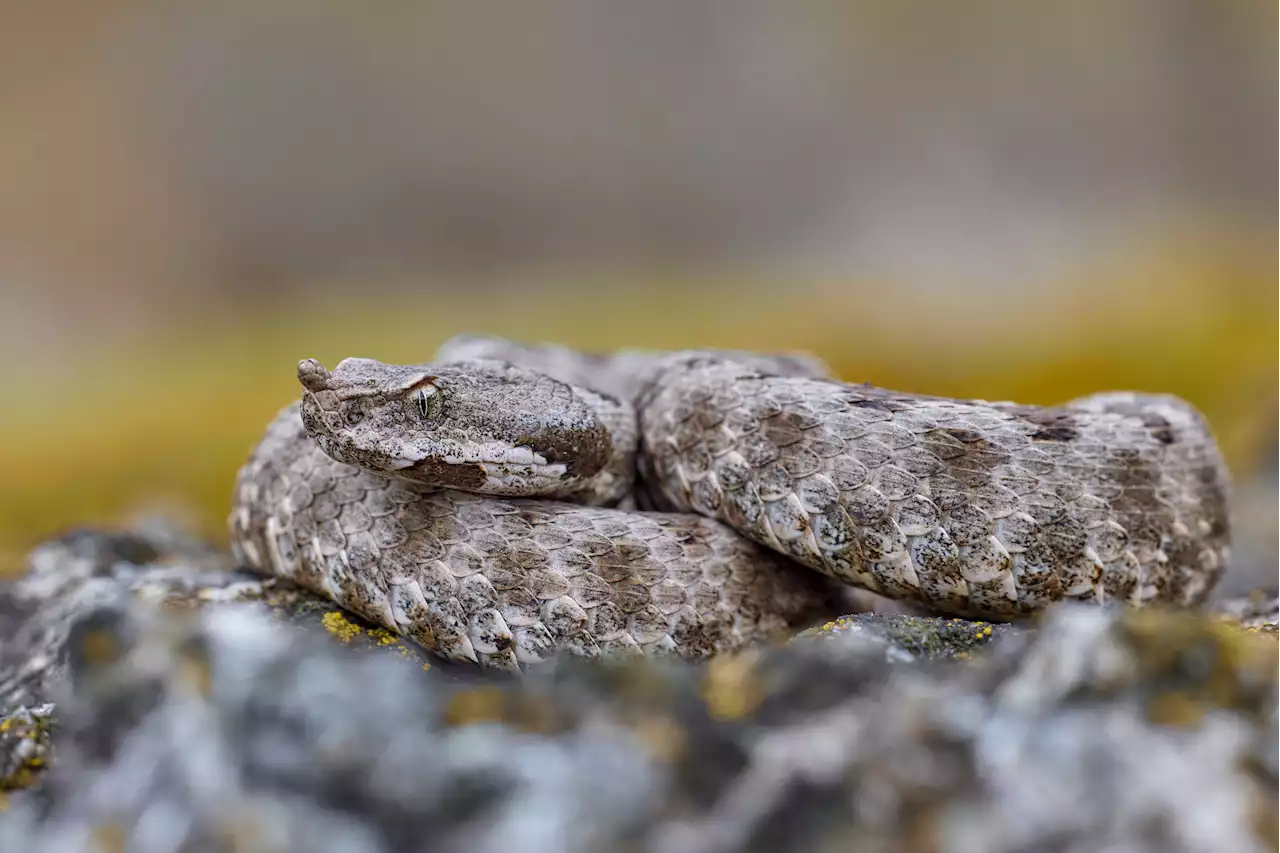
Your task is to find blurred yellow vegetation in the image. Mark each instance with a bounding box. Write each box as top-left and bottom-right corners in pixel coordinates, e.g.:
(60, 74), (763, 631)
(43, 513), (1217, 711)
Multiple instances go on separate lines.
(0, 235), (1274, 574)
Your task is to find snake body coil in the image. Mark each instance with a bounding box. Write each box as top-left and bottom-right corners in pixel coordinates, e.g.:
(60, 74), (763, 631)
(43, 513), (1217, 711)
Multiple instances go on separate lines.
(229, 336), (1232, 671)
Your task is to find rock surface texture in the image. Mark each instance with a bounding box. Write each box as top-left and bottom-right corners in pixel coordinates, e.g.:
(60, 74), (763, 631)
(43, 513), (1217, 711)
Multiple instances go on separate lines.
(0, 526), (1275, 852)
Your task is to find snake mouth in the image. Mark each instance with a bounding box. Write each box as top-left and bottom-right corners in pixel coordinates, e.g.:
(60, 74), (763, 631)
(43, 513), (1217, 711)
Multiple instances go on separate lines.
(384, 441), (573, 494)
(388, 451), (568, 475)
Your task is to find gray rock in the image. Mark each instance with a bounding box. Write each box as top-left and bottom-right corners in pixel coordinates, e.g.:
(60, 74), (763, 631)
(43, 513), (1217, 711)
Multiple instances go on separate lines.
(0, 528), (474, 713)
(0, 704), (54, 800)
(793, 611), (1022, 662)
(0, 526), (486, 798)
(0, 585), (1273, 852)
(1212, 589), (1280, 633)
(1, 526), (1275, 852)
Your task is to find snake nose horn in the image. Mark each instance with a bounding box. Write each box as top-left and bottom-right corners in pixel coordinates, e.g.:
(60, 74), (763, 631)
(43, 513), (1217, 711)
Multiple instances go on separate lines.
(297, 358), (331, 391)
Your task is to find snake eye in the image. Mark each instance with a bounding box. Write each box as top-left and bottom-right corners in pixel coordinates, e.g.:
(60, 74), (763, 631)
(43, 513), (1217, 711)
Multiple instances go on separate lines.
(413, 384), (442, 419)
(343, 404), (364, 426)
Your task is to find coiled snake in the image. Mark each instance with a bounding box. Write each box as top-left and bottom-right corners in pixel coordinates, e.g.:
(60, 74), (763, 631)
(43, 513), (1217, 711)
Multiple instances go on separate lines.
(229, 335), (1232, 671)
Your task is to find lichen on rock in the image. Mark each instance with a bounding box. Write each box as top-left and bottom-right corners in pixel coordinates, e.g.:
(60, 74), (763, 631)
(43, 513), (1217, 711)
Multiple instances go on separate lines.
(793, 611), (1019, 661)
(0, 526), (1275, 852)
(0, 704), (54, 804)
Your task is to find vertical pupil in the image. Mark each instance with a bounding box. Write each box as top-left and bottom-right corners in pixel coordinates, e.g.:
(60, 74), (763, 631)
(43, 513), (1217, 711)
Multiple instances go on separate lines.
(416, 390), (428, 417)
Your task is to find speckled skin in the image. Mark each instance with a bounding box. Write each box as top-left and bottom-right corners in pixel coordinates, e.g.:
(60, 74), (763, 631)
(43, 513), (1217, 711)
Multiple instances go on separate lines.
(638, 358), (1232, 618)
(229, 404), (834, 672)
(230, 338), (1232, 670)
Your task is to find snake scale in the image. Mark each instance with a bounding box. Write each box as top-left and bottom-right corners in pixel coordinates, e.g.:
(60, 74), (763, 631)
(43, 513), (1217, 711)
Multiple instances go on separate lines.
(228, 334), (1232, 672)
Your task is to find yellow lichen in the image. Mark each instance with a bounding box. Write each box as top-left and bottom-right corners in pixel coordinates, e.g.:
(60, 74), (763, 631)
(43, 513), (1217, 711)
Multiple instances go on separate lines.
(444, 686), (507, 727)
(321, 611), (363, 644)
(313, 613), (435, 668)
(367, 627), (402, 646)
(701, 649), (764, 721)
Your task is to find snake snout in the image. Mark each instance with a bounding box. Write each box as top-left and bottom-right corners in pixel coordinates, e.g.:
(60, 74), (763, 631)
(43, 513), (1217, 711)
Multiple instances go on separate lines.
(297, 359), (331, 392)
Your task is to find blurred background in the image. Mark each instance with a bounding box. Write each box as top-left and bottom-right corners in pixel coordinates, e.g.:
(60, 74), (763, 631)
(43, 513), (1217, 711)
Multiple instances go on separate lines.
(0, 1), (1275, 592)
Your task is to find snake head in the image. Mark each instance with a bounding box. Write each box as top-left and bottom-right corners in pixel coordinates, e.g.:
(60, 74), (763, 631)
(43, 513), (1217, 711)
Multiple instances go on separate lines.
(295, 356), (614, 496)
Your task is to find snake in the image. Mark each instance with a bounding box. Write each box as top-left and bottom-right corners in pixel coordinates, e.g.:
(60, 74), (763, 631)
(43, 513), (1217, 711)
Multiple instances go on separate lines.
(228, 334), (1233, 672)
